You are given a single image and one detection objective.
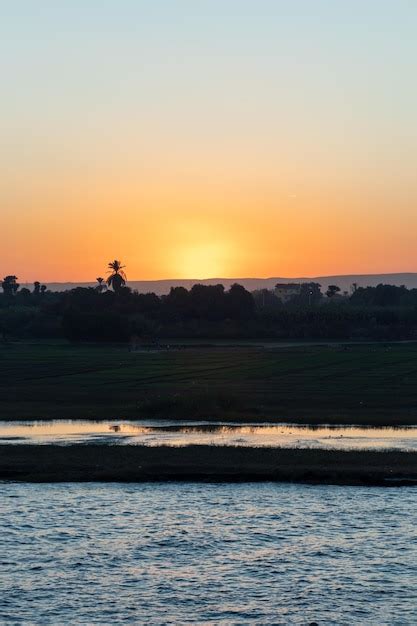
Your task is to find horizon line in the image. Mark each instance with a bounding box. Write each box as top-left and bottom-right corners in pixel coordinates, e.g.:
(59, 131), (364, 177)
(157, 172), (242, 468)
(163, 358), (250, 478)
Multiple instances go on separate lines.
(18, 271), (417, 284)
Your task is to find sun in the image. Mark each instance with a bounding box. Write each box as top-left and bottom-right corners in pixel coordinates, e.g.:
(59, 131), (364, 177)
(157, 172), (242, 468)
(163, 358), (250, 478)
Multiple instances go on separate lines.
(174, 241), (233, 278)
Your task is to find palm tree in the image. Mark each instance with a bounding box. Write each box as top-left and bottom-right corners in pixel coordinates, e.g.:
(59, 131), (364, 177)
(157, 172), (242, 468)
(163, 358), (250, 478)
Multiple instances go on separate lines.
(96, 277), (106, 293)
(106, 260), (127, 293)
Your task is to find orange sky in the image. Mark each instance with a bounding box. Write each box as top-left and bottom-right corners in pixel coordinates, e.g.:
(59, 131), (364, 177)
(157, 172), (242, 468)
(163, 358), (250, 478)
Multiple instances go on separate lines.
(2, 2), (417, 281)
(4, 138), (417, 281)
(5, 163), (417, 282)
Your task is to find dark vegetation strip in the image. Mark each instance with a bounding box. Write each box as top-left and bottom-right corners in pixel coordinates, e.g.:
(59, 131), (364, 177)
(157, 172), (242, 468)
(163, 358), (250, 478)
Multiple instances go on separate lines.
(1, 444), (416, 486)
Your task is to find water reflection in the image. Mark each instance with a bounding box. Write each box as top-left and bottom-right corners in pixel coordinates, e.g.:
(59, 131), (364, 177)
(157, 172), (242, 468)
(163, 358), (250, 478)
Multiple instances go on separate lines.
(0, 420), (416, 450)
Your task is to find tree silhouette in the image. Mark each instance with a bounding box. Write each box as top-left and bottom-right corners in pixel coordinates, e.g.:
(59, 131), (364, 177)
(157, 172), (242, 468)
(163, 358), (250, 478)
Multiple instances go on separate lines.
(2, 276), (19, 296)
(326, 285), (341, 298)
(106, 260), (127, 293)
(227, 283), (255, 319)
(290, 283), (322, 306)
(96, 277), (106, 293)
(34, 281), (41, 295)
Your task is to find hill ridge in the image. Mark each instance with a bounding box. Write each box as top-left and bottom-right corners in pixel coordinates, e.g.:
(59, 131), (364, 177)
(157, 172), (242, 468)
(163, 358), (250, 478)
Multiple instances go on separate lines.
(20, 273), (417, 294)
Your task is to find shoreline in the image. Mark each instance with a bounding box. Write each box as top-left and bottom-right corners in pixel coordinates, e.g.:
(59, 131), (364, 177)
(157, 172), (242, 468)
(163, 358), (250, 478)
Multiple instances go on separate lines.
(1, 412), (417, 426)
(1, 444), (416, 486)
(1, 408), (417, 426)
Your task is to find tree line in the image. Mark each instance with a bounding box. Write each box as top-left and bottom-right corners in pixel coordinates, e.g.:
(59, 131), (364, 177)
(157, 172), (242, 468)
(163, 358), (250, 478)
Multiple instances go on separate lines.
(2, 260), (417, 342)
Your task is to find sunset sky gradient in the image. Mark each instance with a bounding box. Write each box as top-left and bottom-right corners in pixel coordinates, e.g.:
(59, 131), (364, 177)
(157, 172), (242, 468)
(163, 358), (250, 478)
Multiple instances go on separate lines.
(2, 1), (417, 281)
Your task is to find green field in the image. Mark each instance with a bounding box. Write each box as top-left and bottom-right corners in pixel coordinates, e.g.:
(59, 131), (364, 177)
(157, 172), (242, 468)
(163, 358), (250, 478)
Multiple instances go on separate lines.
(1, 341), (417, 424)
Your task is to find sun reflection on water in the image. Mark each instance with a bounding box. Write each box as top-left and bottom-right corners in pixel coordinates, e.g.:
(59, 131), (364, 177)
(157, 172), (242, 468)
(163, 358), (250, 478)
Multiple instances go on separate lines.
(0, 420), (416, 451)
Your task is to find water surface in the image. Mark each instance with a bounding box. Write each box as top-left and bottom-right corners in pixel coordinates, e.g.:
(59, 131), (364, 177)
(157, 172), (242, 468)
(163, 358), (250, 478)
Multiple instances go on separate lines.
(1, 420), (417, 451)
(0, 482), (415, 624)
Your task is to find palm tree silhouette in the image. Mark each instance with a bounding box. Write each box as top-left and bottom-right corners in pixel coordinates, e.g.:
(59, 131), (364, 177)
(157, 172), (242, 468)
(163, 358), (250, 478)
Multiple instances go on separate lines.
(96, 277), (106, 293)
(106, 260), (127, 293)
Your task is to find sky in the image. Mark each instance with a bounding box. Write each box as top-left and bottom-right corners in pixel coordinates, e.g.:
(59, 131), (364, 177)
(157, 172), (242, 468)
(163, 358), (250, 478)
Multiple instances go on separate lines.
(1, 0), (417, 281)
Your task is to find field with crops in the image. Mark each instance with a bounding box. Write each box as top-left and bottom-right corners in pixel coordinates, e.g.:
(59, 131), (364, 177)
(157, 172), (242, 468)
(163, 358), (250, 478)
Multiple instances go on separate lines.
(1, 341), (417, 424)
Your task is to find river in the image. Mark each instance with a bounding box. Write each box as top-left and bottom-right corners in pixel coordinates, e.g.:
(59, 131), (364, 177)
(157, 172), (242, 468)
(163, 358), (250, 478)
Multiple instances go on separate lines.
(0, 482), (415, 624)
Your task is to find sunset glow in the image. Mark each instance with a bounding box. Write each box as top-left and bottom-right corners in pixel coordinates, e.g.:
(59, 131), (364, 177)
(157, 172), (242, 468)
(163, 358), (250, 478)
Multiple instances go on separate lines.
(2, 1), (417, 281)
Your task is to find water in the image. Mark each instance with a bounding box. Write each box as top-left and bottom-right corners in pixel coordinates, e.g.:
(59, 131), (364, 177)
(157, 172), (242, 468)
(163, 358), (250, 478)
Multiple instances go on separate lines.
(0, 483), (415, 624)
(1, 420), (417, 451)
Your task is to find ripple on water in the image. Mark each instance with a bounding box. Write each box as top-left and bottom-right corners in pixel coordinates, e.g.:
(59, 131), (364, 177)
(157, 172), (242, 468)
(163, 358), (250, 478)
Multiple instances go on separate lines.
(0, 483), (416, 624)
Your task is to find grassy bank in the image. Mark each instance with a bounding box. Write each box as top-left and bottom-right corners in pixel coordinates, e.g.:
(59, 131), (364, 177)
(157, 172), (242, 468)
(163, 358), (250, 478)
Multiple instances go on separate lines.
(1, 444), (416, 485)
(1, 341), (417, 424)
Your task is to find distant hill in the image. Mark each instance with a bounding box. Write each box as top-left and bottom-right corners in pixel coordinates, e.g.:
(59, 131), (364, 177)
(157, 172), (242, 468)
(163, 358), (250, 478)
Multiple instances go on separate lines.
(21, 273), (417, 295)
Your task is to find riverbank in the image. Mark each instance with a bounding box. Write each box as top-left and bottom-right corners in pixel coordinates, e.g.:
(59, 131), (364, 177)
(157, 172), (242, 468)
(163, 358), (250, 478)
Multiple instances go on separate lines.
(2, 341), (417, 424)
(1, 444), (416, 485)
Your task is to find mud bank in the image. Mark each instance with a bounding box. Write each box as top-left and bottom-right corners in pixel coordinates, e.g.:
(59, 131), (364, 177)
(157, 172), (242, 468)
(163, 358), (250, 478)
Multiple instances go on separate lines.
(1, 444), (416, 486)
